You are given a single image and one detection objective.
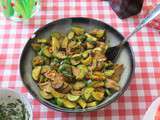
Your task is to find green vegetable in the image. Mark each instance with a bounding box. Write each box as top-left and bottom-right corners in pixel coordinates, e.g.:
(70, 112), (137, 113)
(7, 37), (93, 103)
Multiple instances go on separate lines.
(40, 90), (53, 99)
(43, 56), (50, 65)
(90, 59), (97, 70)
(50, 58), (60, 69)
(52, 37), (60, 52)
(75, 35), (86, 42)
(73, 65), (88, 80)
(42, 46), (52, 58)
(31, 43), (41, 52)
(82, 50), (91, 58)
(32, 66), (41, 80)
(88, 81), (105, 88)
(84, 87), (94, 100)
(71, 26), (85, 35)
(87, 101), (97, 107)
(58, 64), (73, 77)
(104, 70), (114, 76)
(93, 47), (103, 52)
(92, 91), (104, 101)
(32, 56), (44, 66)
(78, 99), (87, 108)
(39, 75), (48, 82)
(50, 99), (56, 104)
(56, 98), (63, 107)
(70, 59), (80, 65)
(61, 37), (69, 49)
(51, 32), (62, 39)
(86, 42), (94, 49)
(70, 54), (82, 65)
(53, 51), (66, 59)
(62, 99), (77, 109)
(90, 72), (106, 81)
(105, 79), (120, 91)
(61, 58), (70, 64)
(50, 89), (65, 98)
(37, 38), (48, 43)
(67, 94), (80, 101)
(71, 54), (82, 59)
(105, 89), (112, 96)
(81, 56), (92, 65)
(85, 33), (97, 42)
(104, 61), (113, 68)
(68, 31), (75, 40)
(41, 65), (51, 74)
(73, 81), (85, 90)
(90, 28), (105, 38)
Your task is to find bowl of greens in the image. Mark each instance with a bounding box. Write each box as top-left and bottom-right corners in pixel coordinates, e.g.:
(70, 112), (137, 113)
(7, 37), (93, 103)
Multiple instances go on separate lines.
(0, 88), (32, 120)
(20, 17), (135, 112)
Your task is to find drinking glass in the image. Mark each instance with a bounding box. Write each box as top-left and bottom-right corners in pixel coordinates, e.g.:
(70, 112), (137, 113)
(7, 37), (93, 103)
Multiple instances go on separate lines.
(0, 0), (40, 21)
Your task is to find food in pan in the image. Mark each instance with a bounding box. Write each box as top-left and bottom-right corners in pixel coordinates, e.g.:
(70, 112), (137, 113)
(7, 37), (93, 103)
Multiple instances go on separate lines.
(31, 26), (124, 109)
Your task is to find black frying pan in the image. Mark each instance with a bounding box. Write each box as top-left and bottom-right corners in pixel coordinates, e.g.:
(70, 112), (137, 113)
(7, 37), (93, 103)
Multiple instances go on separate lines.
(20, 17), (135, 112)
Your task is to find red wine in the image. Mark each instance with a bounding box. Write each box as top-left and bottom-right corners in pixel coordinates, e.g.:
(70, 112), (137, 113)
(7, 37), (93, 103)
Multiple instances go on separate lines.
(109, 0), (144, 19)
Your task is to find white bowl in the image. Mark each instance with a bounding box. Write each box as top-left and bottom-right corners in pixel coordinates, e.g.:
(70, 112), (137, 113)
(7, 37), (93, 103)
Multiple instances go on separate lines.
(143, 97), (160, 120)
(0, 88), (33, 120)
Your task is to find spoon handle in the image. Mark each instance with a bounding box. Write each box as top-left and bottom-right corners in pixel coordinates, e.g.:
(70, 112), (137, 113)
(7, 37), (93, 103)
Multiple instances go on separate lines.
(122, 4), (160, 44)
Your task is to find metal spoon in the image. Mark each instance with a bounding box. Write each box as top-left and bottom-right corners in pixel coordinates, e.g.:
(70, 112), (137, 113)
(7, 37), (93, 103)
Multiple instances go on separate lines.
(106, 4), (160, 62)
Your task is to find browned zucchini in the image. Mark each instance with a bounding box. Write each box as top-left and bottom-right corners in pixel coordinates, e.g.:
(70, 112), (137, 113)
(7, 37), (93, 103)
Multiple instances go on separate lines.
(32, 66), (41, 81)
(78, 99), (87, 108)
(31, 43), (41, 51)
(71, 26), (85, 35)
(52, 37), (60, 52)
(73, 81), (85, 90)
(61, 37), (69, 49)
(68, 31), (75, 40)
(40, 90), (53, 99)
(32, 56), (43, 66)
(62, 99), (77, 109)
(92, 91), (104, 101)
(50, 88), (65, 98)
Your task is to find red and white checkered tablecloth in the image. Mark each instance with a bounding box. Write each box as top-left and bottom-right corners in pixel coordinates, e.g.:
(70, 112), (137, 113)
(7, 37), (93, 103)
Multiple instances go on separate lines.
(0, 0), (160, 120)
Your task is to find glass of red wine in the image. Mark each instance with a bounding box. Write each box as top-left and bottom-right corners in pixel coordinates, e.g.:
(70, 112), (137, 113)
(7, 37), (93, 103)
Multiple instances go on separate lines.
(108, 0), (144, 19)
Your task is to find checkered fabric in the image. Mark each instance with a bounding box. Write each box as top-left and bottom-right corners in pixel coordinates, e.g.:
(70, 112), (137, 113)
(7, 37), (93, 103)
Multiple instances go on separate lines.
(0, 0), (160, 120)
